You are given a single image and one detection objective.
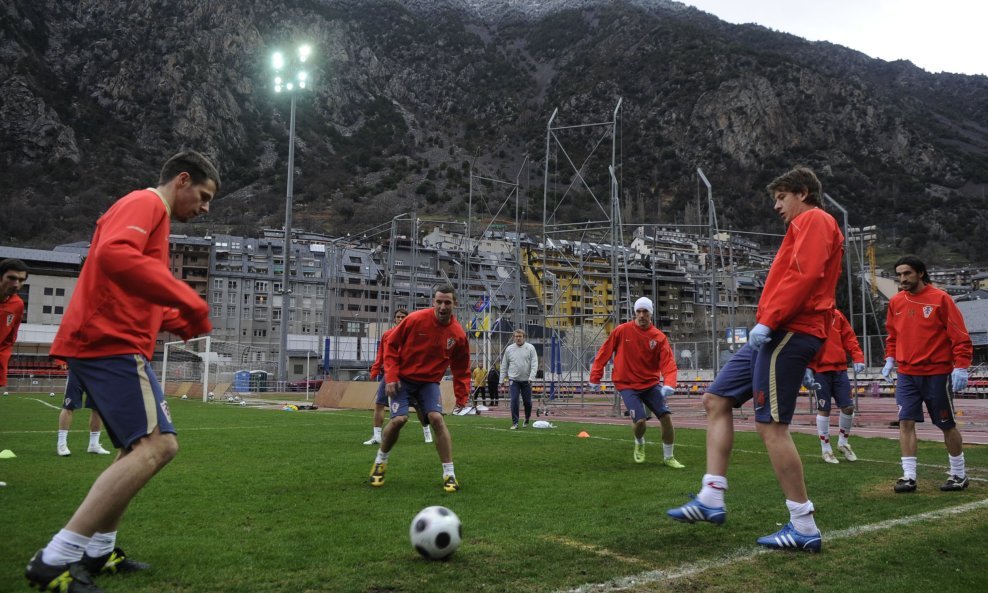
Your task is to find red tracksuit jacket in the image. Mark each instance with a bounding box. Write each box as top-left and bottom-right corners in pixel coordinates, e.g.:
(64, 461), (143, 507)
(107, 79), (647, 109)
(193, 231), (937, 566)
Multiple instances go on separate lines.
(51, 189), (208, 360)
(885, 284), (972, 375)
(0, 294), (24, 385)
(589, 321), (678, 392)
(809, 309), (864, 372)
(384, 308), (471, 405)
(757, 208), (844, 339)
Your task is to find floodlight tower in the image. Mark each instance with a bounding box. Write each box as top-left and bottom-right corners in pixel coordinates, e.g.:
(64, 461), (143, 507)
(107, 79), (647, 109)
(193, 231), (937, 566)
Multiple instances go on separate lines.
(272, 43), (313, 384)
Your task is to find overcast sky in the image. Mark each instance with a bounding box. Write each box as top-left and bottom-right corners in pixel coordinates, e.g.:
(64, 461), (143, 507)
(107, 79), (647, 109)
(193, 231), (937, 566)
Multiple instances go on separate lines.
(682, 0), (987, 76)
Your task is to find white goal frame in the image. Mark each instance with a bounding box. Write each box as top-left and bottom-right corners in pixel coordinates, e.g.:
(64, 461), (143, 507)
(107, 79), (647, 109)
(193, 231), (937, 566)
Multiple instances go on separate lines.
(163, 336), (212, 402)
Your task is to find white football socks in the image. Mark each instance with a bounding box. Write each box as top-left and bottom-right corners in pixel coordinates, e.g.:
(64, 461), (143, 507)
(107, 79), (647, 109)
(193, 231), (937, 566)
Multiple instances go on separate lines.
(86, 531), (116, 558)
(901, 456), (917, 480)
(838, 411), (853, 446)
(42, 529), (90, 566)
(949, 453), (966, 478)
(816, 415), (832, 453)
(697, 474), (727, 508)
(786, 499), (819, 535)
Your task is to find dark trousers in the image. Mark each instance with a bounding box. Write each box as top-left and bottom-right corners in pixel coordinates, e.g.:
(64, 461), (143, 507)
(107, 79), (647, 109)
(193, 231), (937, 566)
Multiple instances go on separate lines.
(510, 380), (533, 424)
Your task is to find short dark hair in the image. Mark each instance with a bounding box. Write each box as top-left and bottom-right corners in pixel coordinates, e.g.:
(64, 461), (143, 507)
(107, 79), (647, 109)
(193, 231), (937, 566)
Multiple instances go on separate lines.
(393, 307), (408, 321)
(159, 150), (221, 192)
(894, 255), (930, 284)
(767, 166), (822, 207)
(0, 258), (29, 280)
(432, 283), (456, 299)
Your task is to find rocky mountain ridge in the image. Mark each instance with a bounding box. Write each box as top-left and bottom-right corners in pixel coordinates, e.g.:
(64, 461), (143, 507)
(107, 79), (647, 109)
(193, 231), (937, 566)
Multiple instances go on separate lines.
(1, 0), (986, 261)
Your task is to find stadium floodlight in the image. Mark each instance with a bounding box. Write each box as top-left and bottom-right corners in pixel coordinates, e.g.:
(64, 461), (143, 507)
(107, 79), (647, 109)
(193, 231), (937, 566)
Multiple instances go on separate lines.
(271, 43), (314, 384)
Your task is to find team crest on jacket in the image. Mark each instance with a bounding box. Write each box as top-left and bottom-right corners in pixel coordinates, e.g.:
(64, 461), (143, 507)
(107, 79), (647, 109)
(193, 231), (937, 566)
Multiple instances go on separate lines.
(5, 313), (12, 326)
(649, 339), (657, 350)
(446, 337), (456, 350)
(922, 305), (934, 319)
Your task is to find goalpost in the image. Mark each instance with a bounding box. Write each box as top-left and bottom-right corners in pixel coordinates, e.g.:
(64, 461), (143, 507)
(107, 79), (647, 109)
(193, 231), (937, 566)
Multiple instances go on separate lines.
(161, 337), (275, 402)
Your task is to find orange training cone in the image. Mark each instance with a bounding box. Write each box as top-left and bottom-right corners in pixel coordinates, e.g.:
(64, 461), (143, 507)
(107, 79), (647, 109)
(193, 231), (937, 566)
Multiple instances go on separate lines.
(577, 431), (590, 438)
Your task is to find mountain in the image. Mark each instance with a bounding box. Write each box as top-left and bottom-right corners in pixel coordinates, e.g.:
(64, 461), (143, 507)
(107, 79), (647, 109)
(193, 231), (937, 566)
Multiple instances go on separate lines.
(2, 0), (987, 261)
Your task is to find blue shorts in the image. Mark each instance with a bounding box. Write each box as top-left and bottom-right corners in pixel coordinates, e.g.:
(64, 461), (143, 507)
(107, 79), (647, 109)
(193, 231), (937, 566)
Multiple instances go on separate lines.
(707, 332), (823, 424)
(813, 370), (853, 413)
(66, 355), (176, 450)
(895, 373), (955, 429)
(61, 372), (96, 411)
(389, 379), (443, 418)
(374, 379), (388, 406)
(619, 385), (671, 422)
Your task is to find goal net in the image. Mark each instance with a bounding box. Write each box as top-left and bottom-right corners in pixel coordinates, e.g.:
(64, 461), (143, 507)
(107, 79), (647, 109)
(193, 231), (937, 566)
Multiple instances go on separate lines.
(160, 337), (276, 403)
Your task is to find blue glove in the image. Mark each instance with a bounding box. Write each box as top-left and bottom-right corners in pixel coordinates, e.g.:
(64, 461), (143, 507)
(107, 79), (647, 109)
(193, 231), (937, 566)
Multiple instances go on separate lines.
(660, 386), (675, 398)
(952, 368), (969, 392)
(881, 357), (895, 382)
(588, 383), (602, 393)
(853, 362), (866, 374)
(802, 368), (821, 391)
(748, 324), (772, 349)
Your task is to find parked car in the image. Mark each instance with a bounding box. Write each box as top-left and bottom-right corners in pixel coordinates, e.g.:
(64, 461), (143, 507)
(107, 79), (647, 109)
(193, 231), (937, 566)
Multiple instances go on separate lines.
(286, 379), (323, 392)
(353, 371), (371, 382)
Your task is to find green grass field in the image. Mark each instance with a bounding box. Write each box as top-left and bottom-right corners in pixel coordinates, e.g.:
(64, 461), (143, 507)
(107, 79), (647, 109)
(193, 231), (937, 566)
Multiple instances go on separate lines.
(2, 393), (987, 593)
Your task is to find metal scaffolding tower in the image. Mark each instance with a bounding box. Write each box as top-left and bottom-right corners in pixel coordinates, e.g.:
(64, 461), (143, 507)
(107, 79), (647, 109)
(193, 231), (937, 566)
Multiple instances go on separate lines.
(540, 98), (624, 401)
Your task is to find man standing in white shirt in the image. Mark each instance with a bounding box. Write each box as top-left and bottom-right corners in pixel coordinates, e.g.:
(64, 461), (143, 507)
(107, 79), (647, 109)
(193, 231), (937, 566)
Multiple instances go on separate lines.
(501, 329), (539, 429)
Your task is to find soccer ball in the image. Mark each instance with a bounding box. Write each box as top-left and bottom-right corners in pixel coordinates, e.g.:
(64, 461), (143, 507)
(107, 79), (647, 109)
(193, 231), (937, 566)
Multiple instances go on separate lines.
(49, 392), (55, 397)
(409, 506), (461, 560)
(239, 400), (247, 407)
(181, 394), (188, 400)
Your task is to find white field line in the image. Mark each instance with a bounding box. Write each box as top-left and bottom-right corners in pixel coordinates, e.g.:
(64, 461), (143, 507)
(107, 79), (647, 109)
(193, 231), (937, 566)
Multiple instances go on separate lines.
(541, 535), (653, 567)
(554, 497), (988, 593)
(468, 423), (988, 478)
(27, 397), (61, 410)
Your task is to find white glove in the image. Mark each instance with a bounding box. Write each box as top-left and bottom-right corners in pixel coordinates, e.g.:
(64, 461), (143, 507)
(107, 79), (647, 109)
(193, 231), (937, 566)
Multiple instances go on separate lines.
(660, 385), (675, 398)
(748, 324), (772, 349)
(952, 368), (969, 392)
(802, 368), (821, 391)
(588, 383), (602, 393)
(853, 362), (866, 374)
(881, 357), (895, 382)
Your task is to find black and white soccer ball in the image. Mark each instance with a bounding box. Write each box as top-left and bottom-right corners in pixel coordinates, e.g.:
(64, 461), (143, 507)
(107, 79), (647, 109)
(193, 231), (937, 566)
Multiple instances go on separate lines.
(409, 506), (461, 560)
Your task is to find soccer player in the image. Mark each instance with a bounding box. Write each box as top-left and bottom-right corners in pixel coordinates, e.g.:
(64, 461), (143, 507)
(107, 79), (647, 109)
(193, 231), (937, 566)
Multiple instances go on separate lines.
(25, 151), (219, 592)
(369, 284), (470, 493)
(0, 258), (28, 391)
(363, 308), (433, 445)
(804, 308), (865, 464)
(501, 329), (539, 429)
(667, 166), (843, 553)
(0, 258), (27, 491)
(882, 255), (973, 493)
(57, 372), (112, 456)
(589, 297), (683, 468)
